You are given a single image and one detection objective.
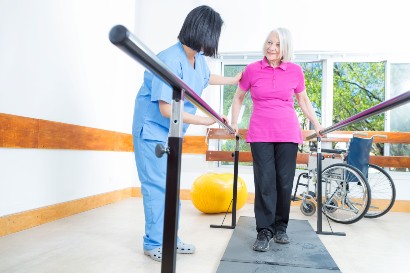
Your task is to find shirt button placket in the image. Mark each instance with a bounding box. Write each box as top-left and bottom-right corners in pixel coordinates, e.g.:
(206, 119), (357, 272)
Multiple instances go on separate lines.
(272, 68), (275, 90)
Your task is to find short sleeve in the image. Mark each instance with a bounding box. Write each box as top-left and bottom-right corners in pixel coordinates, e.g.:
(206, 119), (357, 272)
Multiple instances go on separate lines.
(151, 56), (182, 104)
(294, 65), (306, 93)
(239, 65), (251, 91)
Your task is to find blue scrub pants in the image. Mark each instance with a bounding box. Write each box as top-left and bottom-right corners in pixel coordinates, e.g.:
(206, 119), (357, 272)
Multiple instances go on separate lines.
(133, 135), (181, 250)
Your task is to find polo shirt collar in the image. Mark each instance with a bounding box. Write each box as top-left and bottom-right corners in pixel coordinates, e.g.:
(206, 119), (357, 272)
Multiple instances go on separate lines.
(262, 56), (288, 70)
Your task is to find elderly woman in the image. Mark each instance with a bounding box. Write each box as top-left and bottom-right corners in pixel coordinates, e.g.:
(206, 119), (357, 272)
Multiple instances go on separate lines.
(230, 28), (323, 252)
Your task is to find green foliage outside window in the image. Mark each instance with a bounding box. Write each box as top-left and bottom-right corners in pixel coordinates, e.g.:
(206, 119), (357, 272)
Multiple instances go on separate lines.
(333, 62), (385, 155)
(220, 61), (388, 165)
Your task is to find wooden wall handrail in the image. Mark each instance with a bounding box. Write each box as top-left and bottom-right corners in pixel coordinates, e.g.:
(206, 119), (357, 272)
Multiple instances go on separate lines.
(206, 151), (310, 164)
(207, 128), (410, 144)
(205, 128), (410, 168)
(0, 113), (134, 151)
(0, 113), (205, 154)
(1, 113), (409, 168)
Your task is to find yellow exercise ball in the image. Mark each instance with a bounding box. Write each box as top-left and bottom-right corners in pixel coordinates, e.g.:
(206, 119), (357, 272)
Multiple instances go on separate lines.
(191, 172), (248, 214)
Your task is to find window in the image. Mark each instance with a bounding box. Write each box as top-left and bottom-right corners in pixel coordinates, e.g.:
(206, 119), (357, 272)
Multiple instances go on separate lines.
(333, 62), (386, 155)
(218, 54), (408, 171)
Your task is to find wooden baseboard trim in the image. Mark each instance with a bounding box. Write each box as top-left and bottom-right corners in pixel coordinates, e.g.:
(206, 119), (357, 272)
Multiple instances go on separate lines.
(0, 188), (133, 237)
(1, 187), (409, 237)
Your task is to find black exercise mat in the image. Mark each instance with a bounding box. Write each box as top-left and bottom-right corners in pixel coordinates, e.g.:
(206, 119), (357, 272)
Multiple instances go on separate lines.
(216, 216), (341, 273)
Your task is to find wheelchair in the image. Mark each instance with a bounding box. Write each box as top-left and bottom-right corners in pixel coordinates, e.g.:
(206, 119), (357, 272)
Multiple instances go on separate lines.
(293, 147), (371, 224)
(345, 134), (396, 218)
(292, 133), (396, 224)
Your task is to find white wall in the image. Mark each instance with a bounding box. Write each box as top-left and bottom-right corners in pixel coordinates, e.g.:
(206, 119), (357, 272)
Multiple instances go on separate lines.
(0, 149), (137, 216)
(1, 0), (409, 217)
(134, 0), (410, 55)
(0, 0), (137, 131)
(0, 0), (139, 217)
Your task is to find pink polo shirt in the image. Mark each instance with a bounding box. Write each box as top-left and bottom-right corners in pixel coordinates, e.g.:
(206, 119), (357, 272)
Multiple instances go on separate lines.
(239, 57), (305, 144)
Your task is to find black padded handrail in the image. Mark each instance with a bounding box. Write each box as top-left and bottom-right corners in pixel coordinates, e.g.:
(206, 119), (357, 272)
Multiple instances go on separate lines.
(109, 25), (235, 134)
(306, 90), (410, 140)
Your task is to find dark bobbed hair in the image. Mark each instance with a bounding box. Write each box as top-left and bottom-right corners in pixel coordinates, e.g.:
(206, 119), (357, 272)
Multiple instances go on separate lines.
(177, 5), (223, 57)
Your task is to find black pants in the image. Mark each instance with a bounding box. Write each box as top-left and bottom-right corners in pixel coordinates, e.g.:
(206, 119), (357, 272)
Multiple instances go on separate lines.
(250, 142), (298, 234)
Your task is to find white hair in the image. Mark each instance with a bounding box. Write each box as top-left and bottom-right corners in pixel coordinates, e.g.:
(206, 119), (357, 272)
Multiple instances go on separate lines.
(264, 28), (294, 62)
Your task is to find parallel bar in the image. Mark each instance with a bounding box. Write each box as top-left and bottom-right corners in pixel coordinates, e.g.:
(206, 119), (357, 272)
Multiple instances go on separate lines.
(306, 91), (410, 140)
(109, 25), (237, 273)
(305, 90), (409, 237)
(109, 25), (235, 134)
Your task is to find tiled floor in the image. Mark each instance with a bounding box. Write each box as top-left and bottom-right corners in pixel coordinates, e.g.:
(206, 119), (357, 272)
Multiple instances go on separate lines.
(0, 198), (409, 273)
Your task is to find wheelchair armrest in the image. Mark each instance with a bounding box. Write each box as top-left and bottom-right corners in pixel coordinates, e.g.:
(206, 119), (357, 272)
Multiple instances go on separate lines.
(309, 148), (346, 154)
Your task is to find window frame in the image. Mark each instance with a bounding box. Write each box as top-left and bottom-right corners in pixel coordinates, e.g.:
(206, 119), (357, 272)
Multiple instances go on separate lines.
(217, 52), (410, 170)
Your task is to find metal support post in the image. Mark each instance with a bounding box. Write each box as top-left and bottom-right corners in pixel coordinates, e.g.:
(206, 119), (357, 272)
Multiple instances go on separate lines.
(316, 137), (346, 236)
(210, 135), (240, 229)
(159, 88), (184, 273)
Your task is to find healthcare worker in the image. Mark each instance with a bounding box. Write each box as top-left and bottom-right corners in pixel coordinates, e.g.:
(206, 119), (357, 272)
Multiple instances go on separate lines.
(132, 5), (241, 262)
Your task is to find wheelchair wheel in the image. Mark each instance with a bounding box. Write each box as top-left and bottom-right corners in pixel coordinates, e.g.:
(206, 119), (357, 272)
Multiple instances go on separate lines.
(323, 197), (338, 213)
(364, 164), (396, 218)
(320, 163), (371, 224)
(300, 200), (316, 216)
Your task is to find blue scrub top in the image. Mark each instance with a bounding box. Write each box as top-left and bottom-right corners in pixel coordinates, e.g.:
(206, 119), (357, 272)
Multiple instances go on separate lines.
(132, 42), (211, 142)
